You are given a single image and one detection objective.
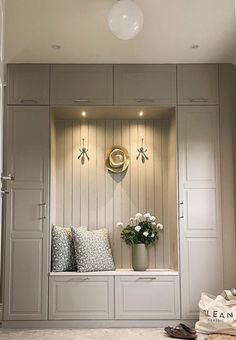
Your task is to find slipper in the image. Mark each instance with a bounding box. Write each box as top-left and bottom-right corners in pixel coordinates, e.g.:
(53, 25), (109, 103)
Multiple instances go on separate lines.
(164, 325), (197, 339)
(178, 323), (196, 334)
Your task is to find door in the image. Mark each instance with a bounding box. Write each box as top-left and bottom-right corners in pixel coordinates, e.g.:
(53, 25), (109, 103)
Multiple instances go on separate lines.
(0, 0), (4, 316)
(177, 64), (219, 105)
(178, 106), (223, 319)
(3, 106), (49, 320)
(114, 64), (176, 105)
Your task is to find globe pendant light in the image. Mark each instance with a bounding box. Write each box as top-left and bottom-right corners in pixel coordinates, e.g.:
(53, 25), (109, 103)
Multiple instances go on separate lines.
(108, 0), (144, 40)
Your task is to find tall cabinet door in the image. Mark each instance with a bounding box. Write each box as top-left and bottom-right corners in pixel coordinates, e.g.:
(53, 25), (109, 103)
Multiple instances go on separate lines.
(3, 106), (49, 320)
(178, 106), (223, 319)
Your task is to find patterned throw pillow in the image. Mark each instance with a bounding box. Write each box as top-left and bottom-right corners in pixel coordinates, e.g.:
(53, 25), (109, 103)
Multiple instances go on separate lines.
(51, 225), (87, 272)
(71, 227), (115, 272)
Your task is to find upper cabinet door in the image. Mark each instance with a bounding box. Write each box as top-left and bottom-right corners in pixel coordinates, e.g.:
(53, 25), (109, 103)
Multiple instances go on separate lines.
(50, 64), (113, 105)
(7, 64), (50, 105)
(114, 65), (176, 105)
(177, 64), (219, 105)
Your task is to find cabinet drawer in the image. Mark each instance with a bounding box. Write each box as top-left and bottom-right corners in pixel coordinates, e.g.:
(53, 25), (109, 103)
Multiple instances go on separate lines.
(7, 64), (50, 105)
(115, 275), (180, 319)
(114, 64), (176, 105)
(177, 64), (219, 105)
(49, 276), (114, 320)
(50, 64), (113, 105)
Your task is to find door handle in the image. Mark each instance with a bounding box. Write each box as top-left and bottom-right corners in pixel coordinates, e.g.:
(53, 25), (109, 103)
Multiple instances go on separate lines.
(20, 99), (38, 104)
(179, 201), (184, 219)
(39, 203), (47, 219)
(1, 173), (14, 181)
(1, 189), (9, 197)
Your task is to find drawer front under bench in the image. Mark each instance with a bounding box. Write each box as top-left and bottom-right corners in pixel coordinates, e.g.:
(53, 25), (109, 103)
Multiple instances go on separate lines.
(49, 276), (114, 320)
(115, 275), (180, 320)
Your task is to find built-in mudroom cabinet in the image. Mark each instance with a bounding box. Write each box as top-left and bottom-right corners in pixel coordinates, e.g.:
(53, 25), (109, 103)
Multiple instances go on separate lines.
(2, 63), (236, 327)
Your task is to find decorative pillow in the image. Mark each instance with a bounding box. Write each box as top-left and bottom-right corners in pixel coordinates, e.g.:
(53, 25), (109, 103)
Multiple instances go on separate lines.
(71, 227), (115, 272)
(51, 225), (87, 272)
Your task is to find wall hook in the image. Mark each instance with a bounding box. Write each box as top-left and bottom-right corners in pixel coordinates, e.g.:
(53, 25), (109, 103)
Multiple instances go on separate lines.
(136, 138), (149, 162)
(78, 138), (89, 161)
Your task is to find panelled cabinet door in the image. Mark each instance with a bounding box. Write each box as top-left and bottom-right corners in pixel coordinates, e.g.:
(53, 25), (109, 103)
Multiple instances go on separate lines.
(177, 64), (219, 105)
(49, 276), (114, 320)
(178, 106), (223, 319)
(114, 64), (176, 105)
(50, 64), (113, 105)
(7, 64), (50, 105)
(115, 276), (180, 319)
(3, 106), (49, 320)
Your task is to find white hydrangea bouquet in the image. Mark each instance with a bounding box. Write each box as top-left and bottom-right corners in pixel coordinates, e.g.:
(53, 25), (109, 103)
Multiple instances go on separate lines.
(117, 212), (163, 246)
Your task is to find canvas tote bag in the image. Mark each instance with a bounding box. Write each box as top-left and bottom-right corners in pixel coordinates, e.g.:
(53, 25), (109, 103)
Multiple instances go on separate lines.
(195, 290), (236, 335)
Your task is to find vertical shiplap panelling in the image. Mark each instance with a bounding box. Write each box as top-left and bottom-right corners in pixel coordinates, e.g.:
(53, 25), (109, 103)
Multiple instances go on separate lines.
(64, 121), (73, 226)
(55, 120), (65, 226)
(137, 121), (146, 213)
(55, 118), (172, 269)
(105, 120), (114, 251)
(72, 120), (81, 226)
(121, 120), (131, 268)
(88, 120), (97, 229)
(113, 120), (122, 269)
(97, 120), (106, 229)
(80, 121), (89, 227)
(154, 120), (164, 268)
(146, 120), (156, 268)
(162, 120), (171, 268)
(130, 121), (139, 217)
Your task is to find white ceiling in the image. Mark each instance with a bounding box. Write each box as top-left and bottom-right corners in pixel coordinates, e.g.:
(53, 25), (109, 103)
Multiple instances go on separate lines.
(4, 0), (236, 64)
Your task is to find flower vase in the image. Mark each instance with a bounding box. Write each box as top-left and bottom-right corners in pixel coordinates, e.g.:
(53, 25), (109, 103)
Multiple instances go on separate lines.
(132, 243), (148, 271)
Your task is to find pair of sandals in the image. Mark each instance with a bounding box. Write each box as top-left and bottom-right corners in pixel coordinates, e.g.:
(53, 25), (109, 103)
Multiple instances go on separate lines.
(164, 323), (197, 339)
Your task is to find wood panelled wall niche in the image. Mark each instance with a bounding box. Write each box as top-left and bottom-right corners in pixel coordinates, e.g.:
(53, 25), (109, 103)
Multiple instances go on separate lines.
(51, 113), (177, 271)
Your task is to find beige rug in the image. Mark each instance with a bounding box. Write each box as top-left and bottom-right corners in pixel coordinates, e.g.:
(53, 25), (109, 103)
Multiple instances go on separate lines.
(206, 335), (236, 340)
(0, 328), (207, 340)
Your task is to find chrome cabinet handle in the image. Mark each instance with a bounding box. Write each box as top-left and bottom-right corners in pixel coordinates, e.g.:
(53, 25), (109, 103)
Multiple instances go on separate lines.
(20, 99), (38, 104)
(1, 173), (14, 181)
(135, 98), (155, 103)
(1, 189), (9, 197)
(137, 277), (157, 280)
(188, 97), (208, 103)
(179, 201), (184, 219)
(39, 203), (47, 219)
(74, 99), (90, 103)
(68, 277), (89, 282)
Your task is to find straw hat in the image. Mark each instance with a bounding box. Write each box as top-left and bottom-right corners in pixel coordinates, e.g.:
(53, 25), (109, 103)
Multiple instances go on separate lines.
(105, 145), (129, 173)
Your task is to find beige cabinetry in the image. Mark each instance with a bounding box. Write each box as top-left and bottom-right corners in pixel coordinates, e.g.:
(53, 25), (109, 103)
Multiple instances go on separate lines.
(178, 106), (223, 319)
(114, 64), (176, 105)
(177, 64), (219, 105)
(50, 64), (113, 105)
(7, 64), (50, 105)
(115, 275), (180, 320)
(3, 106), (49, 320)
(49, 276), (114, 320)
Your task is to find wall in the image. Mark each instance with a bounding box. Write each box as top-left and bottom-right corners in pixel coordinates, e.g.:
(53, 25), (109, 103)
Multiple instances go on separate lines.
(52, 117), (177, 270)
(219, 64), (236, 288)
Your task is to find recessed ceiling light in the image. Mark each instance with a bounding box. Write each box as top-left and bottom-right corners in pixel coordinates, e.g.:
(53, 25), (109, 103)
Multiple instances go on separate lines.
(81, 111), (86, 117)
(191, 44), (199, 49)
(139, 111), (143, 116)
(51, 44), (61, 50)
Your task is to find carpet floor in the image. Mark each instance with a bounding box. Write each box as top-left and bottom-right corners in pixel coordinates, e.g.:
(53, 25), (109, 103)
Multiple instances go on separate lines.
(0, 328), (207, 340)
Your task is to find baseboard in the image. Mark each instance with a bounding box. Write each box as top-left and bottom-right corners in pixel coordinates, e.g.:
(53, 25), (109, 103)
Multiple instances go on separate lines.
(2, 319), (197, 329)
